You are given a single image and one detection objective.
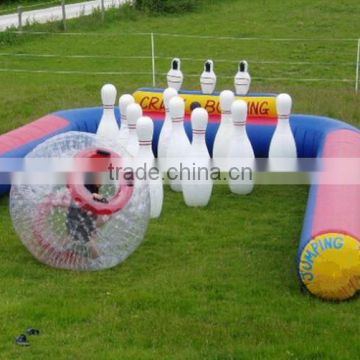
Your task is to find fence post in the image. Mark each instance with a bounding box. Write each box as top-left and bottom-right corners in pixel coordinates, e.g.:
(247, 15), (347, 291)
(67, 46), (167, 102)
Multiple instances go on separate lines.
(17, 6), (22, 33)
(61, 0), (67, 31)
(356, 38), (360, 94)
(151, 32), (156, 87)
(101, 0), (105, 22)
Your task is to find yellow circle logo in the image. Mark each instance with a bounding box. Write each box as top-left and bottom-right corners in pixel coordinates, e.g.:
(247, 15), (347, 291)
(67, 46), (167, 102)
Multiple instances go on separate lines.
(299, 233), (360, 300)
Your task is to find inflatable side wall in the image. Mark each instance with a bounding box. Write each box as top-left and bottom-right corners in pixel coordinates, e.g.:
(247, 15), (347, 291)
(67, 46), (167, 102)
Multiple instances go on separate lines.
(0, 88), (358, 301)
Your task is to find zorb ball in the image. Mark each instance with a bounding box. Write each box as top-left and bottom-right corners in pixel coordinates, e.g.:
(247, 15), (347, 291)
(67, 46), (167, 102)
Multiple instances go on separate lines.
(10, 131), (150, 271)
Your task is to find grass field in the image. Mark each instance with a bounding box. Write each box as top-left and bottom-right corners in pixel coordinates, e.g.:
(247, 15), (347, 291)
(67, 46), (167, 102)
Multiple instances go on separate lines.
(0, 1), (359, 359)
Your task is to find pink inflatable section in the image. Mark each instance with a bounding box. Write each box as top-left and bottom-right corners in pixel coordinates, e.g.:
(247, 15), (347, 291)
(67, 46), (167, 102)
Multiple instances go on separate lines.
(313, 130), (360, 239)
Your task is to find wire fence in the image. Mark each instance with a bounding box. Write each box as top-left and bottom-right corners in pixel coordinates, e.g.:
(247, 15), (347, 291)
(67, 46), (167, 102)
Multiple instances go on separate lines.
(0, 1), (128, 32)
(0, 29), (359, 92)
(0, 0), (93, 15)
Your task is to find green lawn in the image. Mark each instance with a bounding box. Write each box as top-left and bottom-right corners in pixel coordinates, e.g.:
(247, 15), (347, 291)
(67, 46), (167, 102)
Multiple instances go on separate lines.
(0, 1), (359, 359)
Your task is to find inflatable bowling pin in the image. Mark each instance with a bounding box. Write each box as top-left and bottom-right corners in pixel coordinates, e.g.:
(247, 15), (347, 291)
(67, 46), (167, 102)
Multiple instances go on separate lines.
(182, 108), (213, 207)
(268, 93), (297, 172)
(157, 87), (178, 172)
(228, 100), (255, 195)
(136, 116), (163, 218)
(118, 94), (135, 147)
(212, 90), (235, 170)
(200, 59), (216, 94)
(165, 96), (191, 192)
(126, 103), (143, 157)
(97, 84), (119, 140)
(234, 60), (251, 95)
(167, 58), (184, 91)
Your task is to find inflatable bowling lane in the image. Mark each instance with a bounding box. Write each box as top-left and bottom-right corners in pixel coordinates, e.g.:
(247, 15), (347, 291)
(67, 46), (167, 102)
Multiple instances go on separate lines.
(0, 87), (358, 300)
(135, 88), (360, 300)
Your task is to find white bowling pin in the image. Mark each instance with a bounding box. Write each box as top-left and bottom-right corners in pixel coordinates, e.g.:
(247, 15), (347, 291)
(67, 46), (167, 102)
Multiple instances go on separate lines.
(165, 96), (191, 192)
(126, 103), (143, 157)
(97, 84), (119, 140)
(268, 93), (297, 172)
(182, 108), (213, 207)
(228, 100), (255, 195)
(136, 116), (163, 218)
(167, 58), (184, 91)
(212, 90), (235, 170)
(118, 94), (135, 147)
(157, 87), (178, 172)
(234, 60), (251, 96)
(200, 59), (216, 94)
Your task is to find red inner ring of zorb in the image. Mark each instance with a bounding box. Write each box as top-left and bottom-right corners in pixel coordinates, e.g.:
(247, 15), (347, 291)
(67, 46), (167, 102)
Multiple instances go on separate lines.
(67, 148), (134, 216)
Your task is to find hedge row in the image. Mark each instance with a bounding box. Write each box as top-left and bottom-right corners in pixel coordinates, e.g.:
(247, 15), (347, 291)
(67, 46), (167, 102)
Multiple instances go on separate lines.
(134, 0), (201, 14)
